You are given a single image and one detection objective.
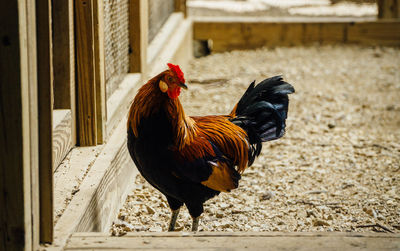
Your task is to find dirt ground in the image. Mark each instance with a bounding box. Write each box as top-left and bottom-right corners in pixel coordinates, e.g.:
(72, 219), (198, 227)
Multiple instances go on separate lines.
(111, 45), (400, 235)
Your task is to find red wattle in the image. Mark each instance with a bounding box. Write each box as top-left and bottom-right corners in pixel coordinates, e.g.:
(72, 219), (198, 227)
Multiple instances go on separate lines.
(167, 87), (181, 99)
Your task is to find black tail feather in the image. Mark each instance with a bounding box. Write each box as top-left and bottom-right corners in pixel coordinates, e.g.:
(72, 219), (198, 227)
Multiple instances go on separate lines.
(230, 76), (295, 166)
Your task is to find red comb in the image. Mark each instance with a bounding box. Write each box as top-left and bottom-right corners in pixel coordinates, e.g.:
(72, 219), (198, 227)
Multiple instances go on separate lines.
(167, 63), (185, 83)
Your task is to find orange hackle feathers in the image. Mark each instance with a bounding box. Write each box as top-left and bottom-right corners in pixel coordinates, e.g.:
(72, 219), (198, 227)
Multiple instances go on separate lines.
(128, 69), (197, 148)
(190, 116), (249, 174)
(165, 98), (197, 148)
(128, 73), (163, 137)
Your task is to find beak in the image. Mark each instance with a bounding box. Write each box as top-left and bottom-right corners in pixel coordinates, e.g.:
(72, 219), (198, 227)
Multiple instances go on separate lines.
(179, 82), (188, 89)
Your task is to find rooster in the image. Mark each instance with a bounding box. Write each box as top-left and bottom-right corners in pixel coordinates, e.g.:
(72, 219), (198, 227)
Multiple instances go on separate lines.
(127, 63), (294, 231)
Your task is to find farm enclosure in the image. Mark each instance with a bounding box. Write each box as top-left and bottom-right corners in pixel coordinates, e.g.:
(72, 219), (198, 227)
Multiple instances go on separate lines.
(1, 0), (400, 250)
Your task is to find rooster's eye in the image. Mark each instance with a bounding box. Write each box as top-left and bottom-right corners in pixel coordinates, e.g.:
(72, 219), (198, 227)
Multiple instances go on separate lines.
(167, 76), (173, 82)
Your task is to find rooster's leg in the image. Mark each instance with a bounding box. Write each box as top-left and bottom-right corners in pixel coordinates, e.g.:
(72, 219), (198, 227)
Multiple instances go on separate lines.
(168, 208), (180, 231)
(191, 217), (200, 232)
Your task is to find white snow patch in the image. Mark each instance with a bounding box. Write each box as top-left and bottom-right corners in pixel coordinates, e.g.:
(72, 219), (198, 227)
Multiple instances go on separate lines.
(259, 0), (330, 8)
(187, 0), (270, 13)
(288, 3), (377, 17)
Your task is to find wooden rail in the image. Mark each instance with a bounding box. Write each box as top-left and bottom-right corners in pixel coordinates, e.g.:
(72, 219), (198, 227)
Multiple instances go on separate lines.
(194, 17), (400, 52)
(66, 232), (400, 250)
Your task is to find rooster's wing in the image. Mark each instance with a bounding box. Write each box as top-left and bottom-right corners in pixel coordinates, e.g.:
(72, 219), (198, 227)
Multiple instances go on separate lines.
(171, 116), (249, 192)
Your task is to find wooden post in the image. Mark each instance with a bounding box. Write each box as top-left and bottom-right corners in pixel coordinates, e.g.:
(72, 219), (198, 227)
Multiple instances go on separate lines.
(378, 0), (400, 19)
(75, 0), (97, 146)
(52, 0), (74, 110)
(175, 0), (187, 17)
(52, 0), (76, 147)
(129, 0), (148, 74)
(93, 0), (107, 144)
(26, 0), (41, 249)
(1, 0), (38, 249)
(36, 0), (54, 243)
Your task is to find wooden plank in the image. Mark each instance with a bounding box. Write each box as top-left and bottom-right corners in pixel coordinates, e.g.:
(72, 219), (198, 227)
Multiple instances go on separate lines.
(52, 0), (76, 147)
(75, 0), (97, 146)
(193, 17), (400, 52)
(36, 0), (54, 243)
(129, 0), (148, 74)
(93, 0), (106, 144)
(0, 0), (35, 250)
(26, 0), (40, 248)
(320, 23), (347, 43)
(53, 110), (73, 171)
(71, 232), (400, 237)
(66, 233), (400, 250)
(378, 0), (400, 19)
(347, 21), (400, 46)
(74, 132), (137, 232)
(52, 0), (73, 110)
(67, 0), (77, 147)
(53, 145), (102, 225)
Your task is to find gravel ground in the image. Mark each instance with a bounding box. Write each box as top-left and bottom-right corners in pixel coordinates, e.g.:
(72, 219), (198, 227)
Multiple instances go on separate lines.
(112, 45), (400, 235)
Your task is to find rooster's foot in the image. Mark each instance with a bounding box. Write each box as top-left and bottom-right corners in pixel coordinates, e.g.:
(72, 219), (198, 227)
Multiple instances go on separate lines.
(168, 208), (180, 231)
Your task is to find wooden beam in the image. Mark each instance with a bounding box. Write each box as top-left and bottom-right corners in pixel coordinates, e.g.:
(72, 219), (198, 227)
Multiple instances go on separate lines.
(52, 0), (73, 110)
(378, 0), (400, 19)
(52, 0), (76, 147)
(75, 0), (97, 146)
(68, 0), (77, 147)
(52, 0), (76, 165)
(129, 0), (148, 74)
(36, 0), (54, 243)
(93, 0), (106, 144)
(0, 0), (36, 249)
(347, 20), (400, 45)
(66, 232), (400, 250)
(26, 0), (41, 249)
(75, 124), (137, 232)
(193, 17), (400, 52)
